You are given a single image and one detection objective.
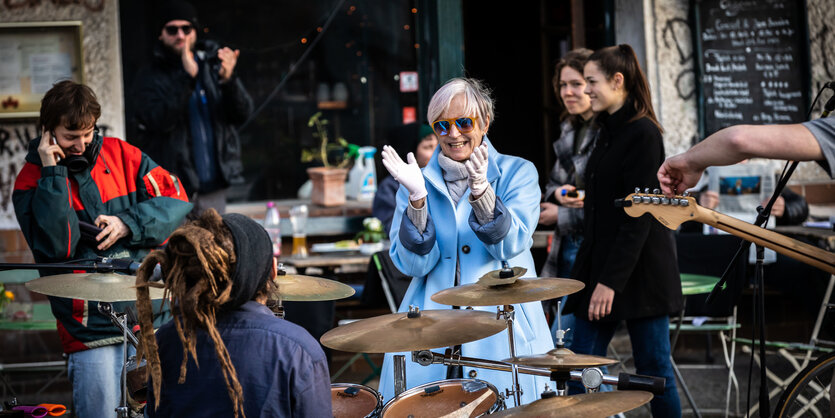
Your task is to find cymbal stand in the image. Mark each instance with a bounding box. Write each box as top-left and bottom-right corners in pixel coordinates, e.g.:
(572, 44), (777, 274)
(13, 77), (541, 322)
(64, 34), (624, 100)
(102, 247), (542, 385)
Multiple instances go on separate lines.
(411, 350), (664, 395)
(98, 302), (137, 418)
(497, 305), (522, 406)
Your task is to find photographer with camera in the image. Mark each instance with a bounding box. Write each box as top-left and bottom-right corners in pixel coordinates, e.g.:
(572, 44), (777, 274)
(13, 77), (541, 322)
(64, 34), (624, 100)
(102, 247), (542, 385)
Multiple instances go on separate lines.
(12, 80), (192, 417)
(130, 0), (253, 217)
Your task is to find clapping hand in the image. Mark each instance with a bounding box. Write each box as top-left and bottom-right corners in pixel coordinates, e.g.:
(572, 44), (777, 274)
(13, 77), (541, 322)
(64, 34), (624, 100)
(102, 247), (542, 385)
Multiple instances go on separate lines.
(465, 143), (489, 199)
(381, 145), (427, 202)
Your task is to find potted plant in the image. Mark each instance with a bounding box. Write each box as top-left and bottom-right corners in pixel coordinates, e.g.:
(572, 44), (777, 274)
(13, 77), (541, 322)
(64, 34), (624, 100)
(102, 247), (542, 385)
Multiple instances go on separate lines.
(301, 112), (357, 207)
(356, 217), (385, 254)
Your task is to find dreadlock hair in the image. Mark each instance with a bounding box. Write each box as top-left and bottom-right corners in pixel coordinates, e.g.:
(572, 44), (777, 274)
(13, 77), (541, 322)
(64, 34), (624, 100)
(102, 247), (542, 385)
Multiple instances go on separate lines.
(136, 208), (249, 418)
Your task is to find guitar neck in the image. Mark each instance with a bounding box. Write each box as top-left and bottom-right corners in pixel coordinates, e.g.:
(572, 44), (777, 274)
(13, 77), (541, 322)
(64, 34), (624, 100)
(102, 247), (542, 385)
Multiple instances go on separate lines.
(693, 206), (835, 274)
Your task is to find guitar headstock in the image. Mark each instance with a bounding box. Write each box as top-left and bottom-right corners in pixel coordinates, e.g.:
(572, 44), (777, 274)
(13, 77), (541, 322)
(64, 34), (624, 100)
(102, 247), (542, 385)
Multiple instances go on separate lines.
(622, 188), (701, 230)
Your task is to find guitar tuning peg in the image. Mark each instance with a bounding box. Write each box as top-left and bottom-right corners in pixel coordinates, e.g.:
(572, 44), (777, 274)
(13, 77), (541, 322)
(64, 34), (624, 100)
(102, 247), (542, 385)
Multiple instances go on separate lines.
(635, 187), (641, 193)
(651, 196), (661, 204)
(680, 199), (690, 207)
(643, 188), (650, 194)
(661, 197), (670, 205)
(653, 188), (660, 194)
(670, 198), (679, 206)
(682, 191), (690, 197)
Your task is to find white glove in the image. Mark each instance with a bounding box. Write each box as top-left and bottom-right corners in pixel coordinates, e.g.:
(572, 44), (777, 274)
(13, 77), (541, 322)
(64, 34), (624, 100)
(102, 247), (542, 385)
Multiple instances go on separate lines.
(465, 143), (489, 197)
(381, 145), (428, 201)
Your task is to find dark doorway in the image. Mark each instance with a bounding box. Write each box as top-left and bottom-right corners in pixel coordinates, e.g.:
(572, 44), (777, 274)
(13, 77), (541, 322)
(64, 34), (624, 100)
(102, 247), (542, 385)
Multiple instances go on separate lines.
(461, 0), (609, 185)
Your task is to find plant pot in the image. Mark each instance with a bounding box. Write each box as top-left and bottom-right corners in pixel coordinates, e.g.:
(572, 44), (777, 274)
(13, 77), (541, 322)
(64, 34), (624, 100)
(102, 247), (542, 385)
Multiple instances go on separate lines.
(307, 167), (348, 207)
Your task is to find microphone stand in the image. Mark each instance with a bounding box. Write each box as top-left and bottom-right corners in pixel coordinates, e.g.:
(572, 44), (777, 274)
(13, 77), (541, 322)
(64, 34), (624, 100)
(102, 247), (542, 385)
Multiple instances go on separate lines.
(702, 83), (835, 415)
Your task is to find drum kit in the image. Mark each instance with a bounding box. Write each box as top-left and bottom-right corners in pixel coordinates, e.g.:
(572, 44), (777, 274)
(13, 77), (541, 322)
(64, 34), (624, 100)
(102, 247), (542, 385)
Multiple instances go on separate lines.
(19, 260), (663, 417)
(321, 264), (665, 417)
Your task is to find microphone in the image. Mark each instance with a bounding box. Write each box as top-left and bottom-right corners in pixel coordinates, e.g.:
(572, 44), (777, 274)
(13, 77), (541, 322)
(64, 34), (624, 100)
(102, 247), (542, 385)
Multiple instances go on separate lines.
(99, 257), (163, 282)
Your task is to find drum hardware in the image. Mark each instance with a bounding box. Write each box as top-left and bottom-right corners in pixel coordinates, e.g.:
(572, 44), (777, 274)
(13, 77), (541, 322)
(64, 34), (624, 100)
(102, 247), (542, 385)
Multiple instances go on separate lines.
(393, 354), (407, 397)
(410, 350), (666, 396)
(496, 305), (523, 407)
(98, 302), (138, 418)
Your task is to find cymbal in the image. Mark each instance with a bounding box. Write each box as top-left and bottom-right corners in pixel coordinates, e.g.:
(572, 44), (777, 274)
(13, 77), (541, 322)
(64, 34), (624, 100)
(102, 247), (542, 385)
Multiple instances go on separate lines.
(492, 391), (653, 417)
(273, 274), (355, 302)
(320, 308), (506, 353)
(431, 277), (584, 307)
(502, 347), (618, 371)
(25, 273), (165, 302)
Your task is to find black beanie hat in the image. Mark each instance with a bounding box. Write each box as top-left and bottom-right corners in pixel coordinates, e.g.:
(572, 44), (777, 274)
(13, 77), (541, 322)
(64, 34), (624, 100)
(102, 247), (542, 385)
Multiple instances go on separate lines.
(221, 213), (273, 310)
(157, 0), (199, 31)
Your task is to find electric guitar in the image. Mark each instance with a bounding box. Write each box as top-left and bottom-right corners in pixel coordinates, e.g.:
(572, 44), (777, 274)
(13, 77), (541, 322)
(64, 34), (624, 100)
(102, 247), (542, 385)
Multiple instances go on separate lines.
(621, 191), (835, 274)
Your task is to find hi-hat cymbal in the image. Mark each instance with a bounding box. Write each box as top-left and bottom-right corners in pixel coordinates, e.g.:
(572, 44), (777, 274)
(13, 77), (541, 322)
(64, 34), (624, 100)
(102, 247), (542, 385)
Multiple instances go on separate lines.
(431, 277), (584, 307)
(25, 273), (165, 302)
(273, 274), (355, 302)
(502, 347), (618, 371)
(492, 391), (653, 417)
(320, 308), (506, 353)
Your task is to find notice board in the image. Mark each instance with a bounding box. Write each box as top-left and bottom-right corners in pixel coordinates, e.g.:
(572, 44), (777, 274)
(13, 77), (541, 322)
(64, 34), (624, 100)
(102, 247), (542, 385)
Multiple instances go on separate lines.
(693, 0), (810, 137)
(0, 21), (84, 119)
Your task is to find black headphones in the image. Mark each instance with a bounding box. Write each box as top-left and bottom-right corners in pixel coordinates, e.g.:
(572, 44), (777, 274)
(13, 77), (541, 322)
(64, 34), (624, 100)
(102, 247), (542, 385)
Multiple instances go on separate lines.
(58, 128), (100, 174)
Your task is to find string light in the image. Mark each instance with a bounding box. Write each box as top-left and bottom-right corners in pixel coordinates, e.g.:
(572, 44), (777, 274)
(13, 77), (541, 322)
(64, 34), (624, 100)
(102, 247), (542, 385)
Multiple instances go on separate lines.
(301, 37), (308, 44)
(411, 8), (417, 13)
(403, 24), (410, 30)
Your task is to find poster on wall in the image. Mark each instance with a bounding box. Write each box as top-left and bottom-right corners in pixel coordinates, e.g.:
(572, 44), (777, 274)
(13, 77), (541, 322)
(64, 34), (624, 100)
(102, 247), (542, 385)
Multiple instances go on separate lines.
(0, 21), (84, 119)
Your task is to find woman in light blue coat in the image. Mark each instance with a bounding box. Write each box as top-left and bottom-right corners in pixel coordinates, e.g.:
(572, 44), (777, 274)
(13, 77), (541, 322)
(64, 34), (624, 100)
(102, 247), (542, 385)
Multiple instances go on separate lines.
(378, 78), (553, 406)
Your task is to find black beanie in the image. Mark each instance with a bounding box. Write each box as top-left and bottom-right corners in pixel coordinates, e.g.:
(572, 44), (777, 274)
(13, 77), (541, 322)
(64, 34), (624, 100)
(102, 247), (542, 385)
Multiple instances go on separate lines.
(221, 213), (273, 310)
(157, 0), (199, 31)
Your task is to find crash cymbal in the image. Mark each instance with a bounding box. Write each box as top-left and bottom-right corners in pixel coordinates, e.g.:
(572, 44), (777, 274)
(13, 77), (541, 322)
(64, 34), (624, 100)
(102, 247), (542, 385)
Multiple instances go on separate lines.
(25, 273), (165, 302)
(431, 277), (584, 307)
(320, 307), (506, 353)
(502, 347), (618, 371)
(492, 391), (653, 417)
(273, 274), (355, 302)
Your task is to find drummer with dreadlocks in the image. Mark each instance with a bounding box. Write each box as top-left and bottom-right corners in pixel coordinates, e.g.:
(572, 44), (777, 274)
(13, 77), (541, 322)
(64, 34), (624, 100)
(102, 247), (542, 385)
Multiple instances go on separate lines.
(135, 209), (332, 417)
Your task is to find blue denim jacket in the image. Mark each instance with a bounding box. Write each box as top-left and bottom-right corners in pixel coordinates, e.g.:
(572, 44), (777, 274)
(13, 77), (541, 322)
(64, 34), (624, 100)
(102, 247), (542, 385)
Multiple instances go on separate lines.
(147, 301), (331, 417)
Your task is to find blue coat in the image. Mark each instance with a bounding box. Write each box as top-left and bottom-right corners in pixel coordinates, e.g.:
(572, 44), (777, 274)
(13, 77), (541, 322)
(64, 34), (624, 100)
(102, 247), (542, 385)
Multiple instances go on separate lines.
(379, 136), (553, 406)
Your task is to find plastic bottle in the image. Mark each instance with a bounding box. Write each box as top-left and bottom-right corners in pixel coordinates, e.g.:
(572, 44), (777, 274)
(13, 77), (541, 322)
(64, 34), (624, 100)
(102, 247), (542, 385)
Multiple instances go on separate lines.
(265, 202), (282, 257)
(357, 146), (377, 201)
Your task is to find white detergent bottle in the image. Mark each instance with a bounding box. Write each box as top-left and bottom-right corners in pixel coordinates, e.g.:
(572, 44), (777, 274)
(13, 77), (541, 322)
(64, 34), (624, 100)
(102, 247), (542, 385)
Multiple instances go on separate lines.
(357, 146), (377, 201)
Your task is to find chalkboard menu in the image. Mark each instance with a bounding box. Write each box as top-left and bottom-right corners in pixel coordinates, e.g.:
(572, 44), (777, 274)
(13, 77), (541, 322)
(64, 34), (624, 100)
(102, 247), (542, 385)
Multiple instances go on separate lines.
(694, 0), (810, 137)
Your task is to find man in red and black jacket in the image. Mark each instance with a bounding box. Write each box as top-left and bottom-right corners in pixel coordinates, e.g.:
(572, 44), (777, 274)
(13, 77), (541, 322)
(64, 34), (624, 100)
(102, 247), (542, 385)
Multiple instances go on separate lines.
(12, 80), (192, 417)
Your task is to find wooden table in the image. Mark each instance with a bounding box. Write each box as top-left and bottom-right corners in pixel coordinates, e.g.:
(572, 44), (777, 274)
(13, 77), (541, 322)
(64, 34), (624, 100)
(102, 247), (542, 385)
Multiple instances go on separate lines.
(279, 253), (372, 275)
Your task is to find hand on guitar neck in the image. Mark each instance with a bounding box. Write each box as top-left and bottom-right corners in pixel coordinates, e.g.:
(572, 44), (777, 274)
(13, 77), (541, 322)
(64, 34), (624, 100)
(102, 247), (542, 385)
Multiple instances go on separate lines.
(620, 191), (835, 274)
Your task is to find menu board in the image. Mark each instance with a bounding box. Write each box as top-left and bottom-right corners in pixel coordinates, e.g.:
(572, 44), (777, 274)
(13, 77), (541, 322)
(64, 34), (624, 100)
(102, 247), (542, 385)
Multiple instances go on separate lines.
(694, 0), (809, 136)
(0, 22), (84, 119)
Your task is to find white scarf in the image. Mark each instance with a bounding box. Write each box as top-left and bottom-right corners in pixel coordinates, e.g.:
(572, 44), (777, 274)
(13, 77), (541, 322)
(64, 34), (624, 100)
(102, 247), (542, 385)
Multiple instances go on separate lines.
(437, 152), (469, 206)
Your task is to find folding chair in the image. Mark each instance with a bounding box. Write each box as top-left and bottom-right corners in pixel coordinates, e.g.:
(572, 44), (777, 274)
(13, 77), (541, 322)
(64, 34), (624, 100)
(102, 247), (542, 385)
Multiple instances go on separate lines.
(672, 233), (748, 417)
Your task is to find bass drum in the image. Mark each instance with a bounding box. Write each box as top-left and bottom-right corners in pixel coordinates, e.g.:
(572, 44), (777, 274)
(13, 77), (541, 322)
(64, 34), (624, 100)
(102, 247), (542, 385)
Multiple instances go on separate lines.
(381, 379), (503, 417)
(331, 383), (383, 418)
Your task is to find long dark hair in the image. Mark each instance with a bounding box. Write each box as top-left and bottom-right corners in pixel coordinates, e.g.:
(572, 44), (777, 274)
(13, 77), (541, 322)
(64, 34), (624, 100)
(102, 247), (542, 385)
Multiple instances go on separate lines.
(553, 48), (593, 124)
(588, 44), (663, 133)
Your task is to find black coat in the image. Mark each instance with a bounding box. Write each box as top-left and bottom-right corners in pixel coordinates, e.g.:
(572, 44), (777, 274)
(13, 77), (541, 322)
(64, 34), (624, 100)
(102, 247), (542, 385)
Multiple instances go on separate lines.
(564, 102), (683, 321)
(130, 40), (253, 195)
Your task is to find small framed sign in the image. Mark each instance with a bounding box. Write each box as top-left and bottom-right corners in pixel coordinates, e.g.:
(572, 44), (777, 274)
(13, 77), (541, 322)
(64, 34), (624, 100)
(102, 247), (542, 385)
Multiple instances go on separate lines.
(399, 71), (418, 93)
(0, 21), (85, 119)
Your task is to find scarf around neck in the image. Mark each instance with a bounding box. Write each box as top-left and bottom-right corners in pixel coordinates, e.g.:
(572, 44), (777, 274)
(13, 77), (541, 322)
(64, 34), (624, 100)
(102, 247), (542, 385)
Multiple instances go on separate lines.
(437, 152), (470, 206)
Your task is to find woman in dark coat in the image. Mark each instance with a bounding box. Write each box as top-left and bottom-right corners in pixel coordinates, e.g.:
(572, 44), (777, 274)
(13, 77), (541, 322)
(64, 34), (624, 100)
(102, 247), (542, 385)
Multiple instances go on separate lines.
(564, 44), (683, 417)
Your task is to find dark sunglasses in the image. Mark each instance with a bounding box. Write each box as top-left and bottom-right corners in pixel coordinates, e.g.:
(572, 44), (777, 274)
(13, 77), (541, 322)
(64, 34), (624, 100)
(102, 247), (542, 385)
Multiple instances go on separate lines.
(432, 116), (479, 136)
(164, 24), (194, 36)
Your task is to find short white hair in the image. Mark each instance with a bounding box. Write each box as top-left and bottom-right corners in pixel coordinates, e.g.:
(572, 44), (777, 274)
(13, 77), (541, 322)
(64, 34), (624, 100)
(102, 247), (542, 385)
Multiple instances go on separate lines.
(427, 78), (494, 131)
